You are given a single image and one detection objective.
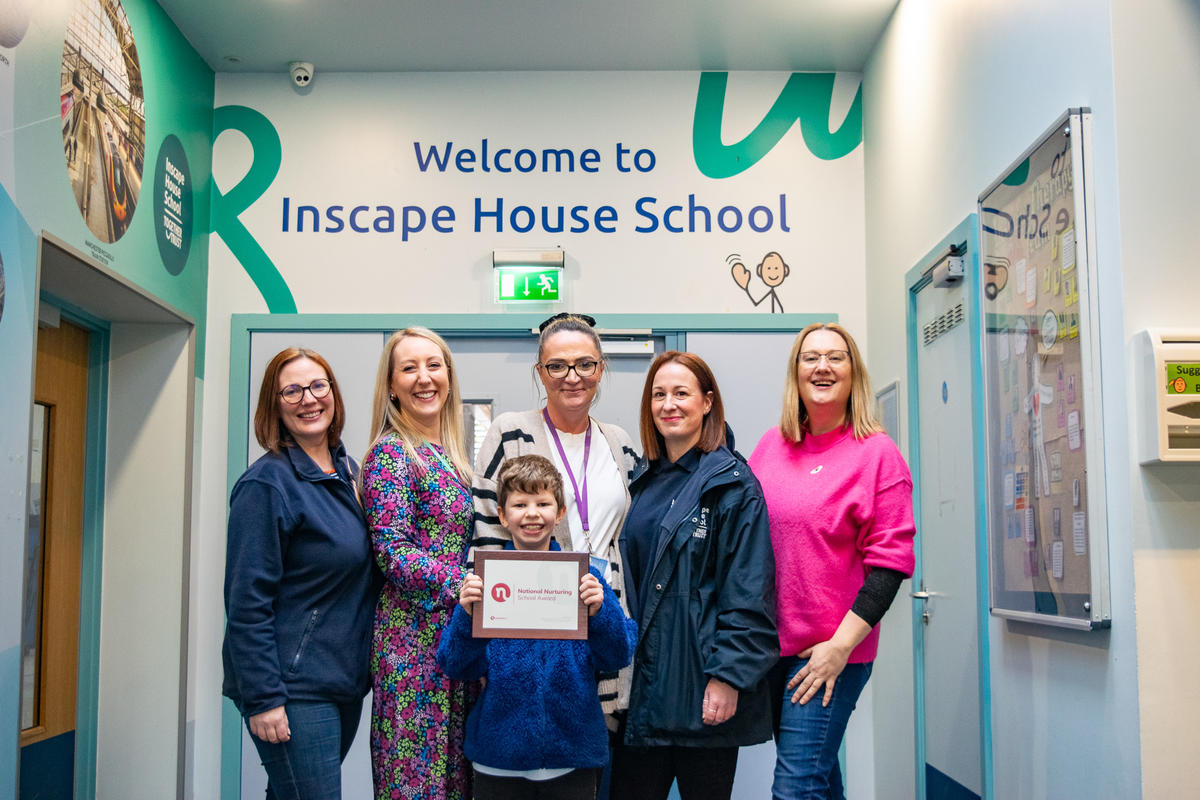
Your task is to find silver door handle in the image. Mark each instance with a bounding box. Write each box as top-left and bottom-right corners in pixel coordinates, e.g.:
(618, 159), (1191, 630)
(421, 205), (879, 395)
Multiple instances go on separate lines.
(910, 591), (931, 599)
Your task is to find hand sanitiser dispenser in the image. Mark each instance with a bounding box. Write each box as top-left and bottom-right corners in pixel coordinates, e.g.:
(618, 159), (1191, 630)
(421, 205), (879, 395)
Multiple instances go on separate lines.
(1141, 329), (1200, 463)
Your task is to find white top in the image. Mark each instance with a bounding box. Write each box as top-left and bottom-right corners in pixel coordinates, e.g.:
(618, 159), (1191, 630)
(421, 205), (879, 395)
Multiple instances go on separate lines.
(541, 418), (625, 582)
(472, 763), (574, 781)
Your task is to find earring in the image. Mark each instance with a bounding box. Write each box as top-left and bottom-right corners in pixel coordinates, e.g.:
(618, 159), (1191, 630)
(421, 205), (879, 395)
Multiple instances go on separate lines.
(389, 394), (396, 401)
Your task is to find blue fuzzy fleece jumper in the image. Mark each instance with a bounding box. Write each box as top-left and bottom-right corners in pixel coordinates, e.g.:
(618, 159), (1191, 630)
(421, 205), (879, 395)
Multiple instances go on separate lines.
(437, 542), (637, 771)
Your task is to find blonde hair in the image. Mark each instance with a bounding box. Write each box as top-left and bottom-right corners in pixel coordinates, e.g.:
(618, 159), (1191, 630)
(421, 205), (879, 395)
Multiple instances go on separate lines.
(779, 322), (883, 443)
(365, 327), (472, 481)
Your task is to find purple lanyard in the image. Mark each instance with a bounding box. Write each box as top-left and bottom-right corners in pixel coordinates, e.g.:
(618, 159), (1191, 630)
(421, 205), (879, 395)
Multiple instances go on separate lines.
(542, 407), (591, 533)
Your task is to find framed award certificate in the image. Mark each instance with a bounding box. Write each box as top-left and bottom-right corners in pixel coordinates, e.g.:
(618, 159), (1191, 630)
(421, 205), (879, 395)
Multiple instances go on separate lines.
(471, 550), (588, 640)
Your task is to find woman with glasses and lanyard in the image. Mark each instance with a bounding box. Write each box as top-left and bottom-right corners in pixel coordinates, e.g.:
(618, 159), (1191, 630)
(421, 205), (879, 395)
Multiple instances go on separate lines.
(471, 313), (639, 728)
(749, 323), (915, 800)
(223, 347), (381, 799)
(360, 327), (479, 800)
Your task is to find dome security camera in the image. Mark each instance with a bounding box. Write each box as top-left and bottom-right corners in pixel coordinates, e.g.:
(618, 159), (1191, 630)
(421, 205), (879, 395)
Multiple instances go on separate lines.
(289, 62), (314, 87)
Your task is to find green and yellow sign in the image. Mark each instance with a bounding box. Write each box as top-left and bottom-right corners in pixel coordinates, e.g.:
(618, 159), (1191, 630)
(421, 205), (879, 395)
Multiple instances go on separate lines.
(1166, 362), (1200, 394)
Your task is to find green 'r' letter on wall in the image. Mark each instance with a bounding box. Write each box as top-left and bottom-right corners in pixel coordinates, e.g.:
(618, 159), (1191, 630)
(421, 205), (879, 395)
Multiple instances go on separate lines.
(211, 106), (297, 313)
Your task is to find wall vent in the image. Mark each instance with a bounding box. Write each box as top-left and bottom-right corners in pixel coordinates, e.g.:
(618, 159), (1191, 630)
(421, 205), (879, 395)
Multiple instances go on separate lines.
(923, 302), (964, 346)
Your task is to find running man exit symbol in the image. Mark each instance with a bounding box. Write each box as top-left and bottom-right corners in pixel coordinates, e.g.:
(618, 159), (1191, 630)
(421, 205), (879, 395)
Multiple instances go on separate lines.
(496, 266), (562, 303)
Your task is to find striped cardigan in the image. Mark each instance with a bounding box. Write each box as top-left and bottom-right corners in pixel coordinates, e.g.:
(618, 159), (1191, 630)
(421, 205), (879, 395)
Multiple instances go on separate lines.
(470, 408), (639, 715)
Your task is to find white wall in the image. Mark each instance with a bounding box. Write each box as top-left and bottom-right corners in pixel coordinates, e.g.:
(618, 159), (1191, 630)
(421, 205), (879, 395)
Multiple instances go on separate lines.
(191, 232), (267, 799)
(863, 1), (1143, 797)
(1110, 1), (1200, 796)
(99, 322), (194, 799)
(191, 70), (871, 797)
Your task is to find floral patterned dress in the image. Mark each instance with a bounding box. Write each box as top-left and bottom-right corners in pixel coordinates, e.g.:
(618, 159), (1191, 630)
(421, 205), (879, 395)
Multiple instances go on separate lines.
(362, 434), (476, 800)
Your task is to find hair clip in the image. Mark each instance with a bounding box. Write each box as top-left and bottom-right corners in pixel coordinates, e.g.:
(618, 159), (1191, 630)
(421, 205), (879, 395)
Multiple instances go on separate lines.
(538, 312), (597, 333)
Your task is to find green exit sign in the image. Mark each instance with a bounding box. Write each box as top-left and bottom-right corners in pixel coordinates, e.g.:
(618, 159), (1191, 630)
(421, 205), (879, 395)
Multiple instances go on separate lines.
(495, 266), (562, 303)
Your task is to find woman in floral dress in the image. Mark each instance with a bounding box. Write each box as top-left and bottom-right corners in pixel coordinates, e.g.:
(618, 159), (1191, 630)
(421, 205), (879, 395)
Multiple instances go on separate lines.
(361, 327), (476, 800)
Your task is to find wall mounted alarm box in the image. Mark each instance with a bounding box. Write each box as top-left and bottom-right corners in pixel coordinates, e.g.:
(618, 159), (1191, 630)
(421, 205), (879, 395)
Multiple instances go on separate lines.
(1140, 329), (1200, 463)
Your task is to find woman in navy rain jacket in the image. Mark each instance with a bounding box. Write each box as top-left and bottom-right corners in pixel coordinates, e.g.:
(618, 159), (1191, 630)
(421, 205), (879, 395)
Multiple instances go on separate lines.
(611, 351), (778, 800)
(222, 347), (381, 800)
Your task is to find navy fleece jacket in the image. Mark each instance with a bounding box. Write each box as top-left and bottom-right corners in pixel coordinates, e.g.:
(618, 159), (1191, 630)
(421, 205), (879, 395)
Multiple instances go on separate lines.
(437, 543), (637, 771)
(222, 443), (381, 716)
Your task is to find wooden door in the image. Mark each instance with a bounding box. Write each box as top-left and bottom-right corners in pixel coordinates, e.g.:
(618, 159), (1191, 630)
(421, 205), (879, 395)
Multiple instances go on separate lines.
(20, 318), (89, 795)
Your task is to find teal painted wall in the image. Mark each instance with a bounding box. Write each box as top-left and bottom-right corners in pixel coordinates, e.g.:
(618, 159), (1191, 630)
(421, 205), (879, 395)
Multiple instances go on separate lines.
(0, 0), (214, 793)
(9, 0), (214, 357)
(0, 182), (36, 800)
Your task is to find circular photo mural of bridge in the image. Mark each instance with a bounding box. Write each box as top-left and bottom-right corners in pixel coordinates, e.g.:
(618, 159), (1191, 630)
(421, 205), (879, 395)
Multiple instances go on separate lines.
(61, 0), (145, 244)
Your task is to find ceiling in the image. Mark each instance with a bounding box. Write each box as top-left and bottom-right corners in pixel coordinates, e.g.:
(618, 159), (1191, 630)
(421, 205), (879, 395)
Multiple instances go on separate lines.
(154, 0), (899, 74)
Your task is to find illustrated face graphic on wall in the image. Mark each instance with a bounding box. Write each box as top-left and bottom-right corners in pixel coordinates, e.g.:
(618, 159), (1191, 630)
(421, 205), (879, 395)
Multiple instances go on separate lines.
(985, 256), (1010, 300)
(60, 0), (145, 244)
(728, 251), (791, 313)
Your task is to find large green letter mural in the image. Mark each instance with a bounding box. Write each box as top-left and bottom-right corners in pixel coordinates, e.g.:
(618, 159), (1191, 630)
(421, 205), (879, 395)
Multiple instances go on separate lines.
(693, 72), (862, 178)
(211, 106), (296, 313)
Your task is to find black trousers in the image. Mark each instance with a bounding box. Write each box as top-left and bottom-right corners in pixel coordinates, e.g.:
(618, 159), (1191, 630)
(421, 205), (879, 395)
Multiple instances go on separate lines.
(609, 744), (739, 800)
(473, 767), (601, 800)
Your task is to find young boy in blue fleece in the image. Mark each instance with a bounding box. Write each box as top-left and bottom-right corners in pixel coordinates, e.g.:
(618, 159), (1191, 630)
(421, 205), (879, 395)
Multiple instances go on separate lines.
(437, 454), (636, 800)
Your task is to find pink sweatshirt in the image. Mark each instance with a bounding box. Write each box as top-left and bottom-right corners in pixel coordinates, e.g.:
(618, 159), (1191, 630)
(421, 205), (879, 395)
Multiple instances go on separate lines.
(749, 425), (915, 662)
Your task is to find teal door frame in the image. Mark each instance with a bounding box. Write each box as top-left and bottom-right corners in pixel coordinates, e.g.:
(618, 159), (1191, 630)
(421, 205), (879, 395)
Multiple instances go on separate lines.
(32, 293), (110, 800)
(904, 216), (993, 800)
(220, 311), (830, 799)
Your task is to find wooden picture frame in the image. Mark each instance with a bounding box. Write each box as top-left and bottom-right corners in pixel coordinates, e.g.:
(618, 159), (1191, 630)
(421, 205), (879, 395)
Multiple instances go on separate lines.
(472, 550), (588, 640)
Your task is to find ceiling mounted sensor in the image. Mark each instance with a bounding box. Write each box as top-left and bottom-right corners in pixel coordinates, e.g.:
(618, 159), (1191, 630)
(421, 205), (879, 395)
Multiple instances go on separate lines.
(289, 61), (314, 88)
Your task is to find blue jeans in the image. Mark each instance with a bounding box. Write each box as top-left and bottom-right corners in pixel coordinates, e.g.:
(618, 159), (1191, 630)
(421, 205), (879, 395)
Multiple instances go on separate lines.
(772, 657), (873, 800)
(248, 699), (362, 800)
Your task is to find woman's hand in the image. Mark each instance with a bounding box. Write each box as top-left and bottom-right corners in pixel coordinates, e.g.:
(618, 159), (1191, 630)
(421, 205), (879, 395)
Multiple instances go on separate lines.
(789, 639), (852, 707)
(249, 705), (290, 743)
(459, 572), (483, 615)
(580, 573), (604, 617)
(702, 678), (738, 725)
(789, 610), (873, 707)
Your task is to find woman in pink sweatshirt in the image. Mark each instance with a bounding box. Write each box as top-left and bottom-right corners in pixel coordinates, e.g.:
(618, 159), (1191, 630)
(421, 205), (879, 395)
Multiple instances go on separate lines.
(749, 323), (915, 800)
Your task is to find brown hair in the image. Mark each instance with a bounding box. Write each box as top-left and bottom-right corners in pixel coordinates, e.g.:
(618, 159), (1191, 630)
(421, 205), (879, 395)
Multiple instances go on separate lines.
(779, 322), (883, 443)
(537, 313), (603, 363)
(638, 351), (726, 461)
(495, 454), (565, 511)
(253, 347), (345, 453)
(365, 327), (472, 481)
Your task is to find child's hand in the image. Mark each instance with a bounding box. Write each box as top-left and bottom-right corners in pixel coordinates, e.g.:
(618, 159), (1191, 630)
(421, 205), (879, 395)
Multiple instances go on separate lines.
(580, 573), (603, 617)
(459, 572), (483, 615)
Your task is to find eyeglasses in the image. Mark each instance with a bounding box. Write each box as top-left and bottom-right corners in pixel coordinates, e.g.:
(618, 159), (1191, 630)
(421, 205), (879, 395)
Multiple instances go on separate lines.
(278, 378), (332, 404)
(540, 359), (600, 379)
(798, 350), (850, 367)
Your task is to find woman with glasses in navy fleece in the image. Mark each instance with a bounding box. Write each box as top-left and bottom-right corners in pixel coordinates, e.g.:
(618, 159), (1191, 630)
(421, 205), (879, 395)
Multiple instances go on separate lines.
(222, 347), (381, 800)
